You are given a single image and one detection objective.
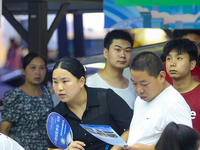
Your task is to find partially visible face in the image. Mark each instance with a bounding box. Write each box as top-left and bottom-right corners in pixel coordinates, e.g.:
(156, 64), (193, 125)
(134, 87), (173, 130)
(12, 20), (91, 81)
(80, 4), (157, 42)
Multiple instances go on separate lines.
(22, 57), (46, 85)
(131, 70), (164, 102)
(165, 50), (195, 79)
(183, 33), (200, 57)
(104, 39), (132, 69)
(52, 68), (84, 103)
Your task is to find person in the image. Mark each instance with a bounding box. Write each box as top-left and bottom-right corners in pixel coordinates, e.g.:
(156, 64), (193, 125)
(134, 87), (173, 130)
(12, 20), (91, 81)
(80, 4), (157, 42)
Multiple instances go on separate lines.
(163, 38), (200, 134)
(0, 52), (54, 150)
(5, 39), (23, 70)
(86, 29), (137, 109)
(47, 57), (133, 150)
(163, 29), (200, 84)
(155, 122), (200, 150)
(0, 133), (25, 150)
(120, 51), (192, 150)
(173, 30), (200, 61)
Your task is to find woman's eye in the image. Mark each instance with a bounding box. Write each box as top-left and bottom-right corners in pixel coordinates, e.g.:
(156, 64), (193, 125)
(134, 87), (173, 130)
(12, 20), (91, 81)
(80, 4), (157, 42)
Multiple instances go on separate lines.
(53, 81), (57, 84)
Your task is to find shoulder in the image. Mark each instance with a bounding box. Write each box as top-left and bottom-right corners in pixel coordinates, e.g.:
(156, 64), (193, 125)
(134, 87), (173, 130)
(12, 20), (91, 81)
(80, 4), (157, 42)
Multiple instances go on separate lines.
(40, 85), (49, 91)
(86, 86), (118, 100)
(87, 73), (99, 80)
(86, 73), (100, 85)
(164, 86), (190, 109)
(163, 86), (184, 101)
(41, 85), (52, 96)
(86, 86), (108, 94)
(2, 88), (25, 110)
(192, 65), (200, 73)
(3, 88), (22, 102)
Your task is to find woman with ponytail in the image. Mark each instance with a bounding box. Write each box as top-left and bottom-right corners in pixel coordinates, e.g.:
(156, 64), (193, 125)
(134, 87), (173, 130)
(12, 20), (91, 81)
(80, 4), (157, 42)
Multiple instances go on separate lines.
(155, 122), (200, 150)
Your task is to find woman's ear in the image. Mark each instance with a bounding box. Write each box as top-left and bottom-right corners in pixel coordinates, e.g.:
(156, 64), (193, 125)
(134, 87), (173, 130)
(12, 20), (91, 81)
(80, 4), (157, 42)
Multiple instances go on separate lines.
(79, 76), (86, 88)
(22, 68), (25, 76)
(190, 60), (196, 71)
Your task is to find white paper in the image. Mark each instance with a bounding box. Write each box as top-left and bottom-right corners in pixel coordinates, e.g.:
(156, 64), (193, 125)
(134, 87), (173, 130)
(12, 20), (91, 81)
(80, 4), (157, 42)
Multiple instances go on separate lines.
(80, 124), (127, 148)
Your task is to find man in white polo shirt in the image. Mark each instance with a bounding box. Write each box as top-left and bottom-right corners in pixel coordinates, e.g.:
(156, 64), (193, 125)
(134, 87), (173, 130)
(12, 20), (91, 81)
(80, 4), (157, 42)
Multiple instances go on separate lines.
(113, 51), (192, 150)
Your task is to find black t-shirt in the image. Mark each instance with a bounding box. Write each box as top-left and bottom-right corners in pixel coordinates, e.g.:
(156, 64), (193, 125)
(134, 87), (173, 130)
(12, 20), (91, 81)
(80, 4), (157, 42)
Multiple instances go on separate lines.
(47, 86), (133, 150)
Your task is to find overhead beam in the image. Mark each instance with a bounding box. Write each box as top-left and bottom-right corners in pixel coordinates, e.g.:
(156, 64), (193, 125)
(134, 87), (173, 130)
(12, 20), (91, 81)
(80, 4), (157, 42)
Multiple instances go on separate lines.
(43, 0), (103, 5)
(2, 4), (28, 43)
(28, 1), (48, 59)
(47, 3), (69, 43)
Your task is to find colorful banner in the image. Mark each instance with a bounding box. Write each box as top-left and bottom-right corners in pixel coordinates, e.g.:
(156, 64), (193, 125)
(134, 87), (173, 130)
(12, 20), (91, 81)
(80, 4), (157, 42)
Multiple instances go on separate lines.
(115, 0), (200, 6)
(104, 0), (200, 29)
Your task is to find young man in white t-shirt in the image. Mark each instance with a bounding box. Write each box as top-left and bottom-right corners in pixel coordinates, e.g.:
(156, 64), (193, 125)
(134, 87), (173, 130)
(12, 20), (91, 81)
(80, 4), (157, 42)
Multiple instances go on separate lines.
(111, 51), (192, 150)
(86, 30), (137, 109)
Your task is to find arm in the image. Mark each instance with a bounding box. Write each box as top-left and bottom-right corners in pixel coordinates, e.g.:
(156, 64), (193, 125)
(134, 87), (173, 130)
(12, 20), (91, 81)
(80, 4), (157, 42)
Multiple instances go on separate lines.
(0, 121), (12, 135)
(47, 141), (85, 150)
(111, 129), (129, 150)
(124, 144), (155, 150)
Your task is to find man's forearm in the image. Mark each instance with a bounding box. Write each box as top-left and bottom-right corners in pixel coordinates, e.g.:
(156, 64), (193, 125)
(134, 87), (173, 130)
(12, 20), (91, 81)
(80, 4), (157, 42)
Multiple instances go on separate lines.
(110, 129), (129, 150)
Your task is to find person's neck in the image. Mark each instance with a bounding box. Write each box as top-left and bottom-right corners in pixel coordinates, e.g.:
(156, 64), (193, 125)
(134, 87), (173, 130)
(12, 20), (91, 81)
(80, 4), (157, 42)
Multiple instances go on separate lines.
(20, 82), (42, 97)
(172, 76), (199, 93)
(98, 65), (129, 89)
(100, 64), (124, 80)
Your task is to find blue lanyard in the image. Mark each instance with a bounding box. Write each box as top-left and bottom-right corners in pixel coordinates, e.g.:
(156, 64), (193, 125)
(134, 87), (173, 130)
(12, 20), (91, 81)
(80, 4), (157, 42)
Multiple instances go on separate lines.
(105, 145), (109, 150)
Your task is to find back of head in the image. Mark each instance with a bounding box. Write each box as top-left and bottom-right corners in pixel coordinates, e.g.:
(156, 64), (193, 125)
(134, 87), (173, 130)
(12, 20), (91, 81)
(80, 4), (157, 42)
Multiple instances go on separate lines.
(23, 52), (47, 69)
(163, 38), (198, 62)
(130, 51), (164, 78)
(155, 122), (200, 150)
(53, 57), (86, 80)
(173, 29), (200, 39)
(104, 29), (134, 50)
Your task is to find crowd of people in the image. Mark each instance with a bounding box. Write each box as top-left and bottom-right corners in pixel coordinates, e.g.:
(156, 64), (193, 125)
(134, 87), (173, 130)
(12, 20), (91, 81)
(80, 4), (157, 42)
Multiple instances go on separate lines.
(0, 29), (200, 150)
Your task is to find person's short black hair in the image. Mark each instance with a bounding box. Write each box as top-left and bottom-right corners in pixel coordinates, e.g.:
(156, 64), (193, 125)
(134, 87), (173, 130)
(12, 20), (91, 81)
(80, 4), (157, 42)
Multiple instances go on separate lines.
(53, 57), (86, 81)
(163, 38), (198, 62)
(23, 52), (47, 69)
(130, 51), (164, 78)
(173, 29), (200, 39)
(155, 122), (200, 150)
(104, 30), (134, 50)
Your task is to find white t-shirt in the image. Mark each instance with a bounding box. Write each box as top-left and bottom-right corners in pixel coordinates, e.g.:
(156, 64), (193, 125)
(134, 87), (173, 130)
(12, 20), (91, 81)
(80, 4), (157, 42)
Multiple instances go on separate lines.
(86, 73), (137, 109)
(0, 133), (25, 150)
(127, 85), (192, 146)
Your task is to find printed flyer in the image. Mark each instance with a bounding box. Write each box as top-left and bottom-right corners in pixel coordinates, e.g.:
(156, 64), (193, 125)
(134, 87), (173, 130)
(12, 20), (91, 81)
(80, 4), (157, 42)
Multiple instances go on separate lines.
(46, 112), (73, 149)
(80, 124), (127, 148)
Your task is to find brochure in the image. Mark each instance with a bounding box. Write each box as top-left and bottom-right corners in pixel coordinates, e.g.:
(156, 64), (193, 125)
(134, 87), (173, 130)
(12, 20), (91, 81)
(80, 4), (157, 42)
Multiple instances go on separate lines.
(0, 133), (24, 150)
(46, 112), (73, 149)
(80, 124), (127, 148)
